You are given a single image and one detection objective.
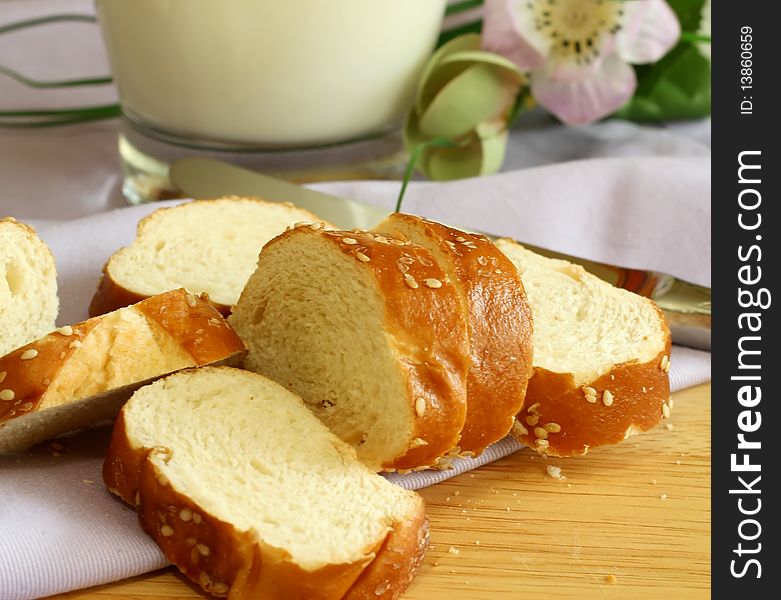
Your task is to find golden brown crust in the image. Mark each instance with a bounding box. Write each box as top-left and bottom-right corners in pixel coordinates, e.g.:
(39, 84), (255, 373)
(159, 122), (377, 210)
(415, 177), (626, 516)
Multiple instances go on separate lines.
(103, 384), (428, 600)
(342, 504), (429, 600)
(88, 269), (169, 317)
(0, 289), (245, 432)
(0, 321), (97, 423)
(313, 227), (470, 471)
(378, 214), (534, 456)
(511, 307), (672, 457)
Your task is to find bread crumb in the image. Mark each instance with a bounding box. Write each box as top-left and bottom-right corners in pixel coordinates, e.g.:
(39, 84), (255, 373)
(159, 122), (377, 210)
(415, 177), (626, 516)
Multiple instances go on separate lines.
(453, 490), (460, 496)
(448, 546), (460, 556)
(606, 574), (617, 584)
(546, 465), (565, 480)
(82, 479), (94, 484)
(650, 479), (657, 485)
(665, 423), (674, 431)
(660, 494), (668, 500)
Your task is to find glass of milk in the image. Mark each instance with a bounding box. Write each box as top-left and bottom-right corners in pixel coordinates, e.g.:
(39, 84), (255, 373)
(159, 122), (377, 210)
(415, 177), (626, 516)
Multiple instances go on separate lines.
(96, 0), (447, 203)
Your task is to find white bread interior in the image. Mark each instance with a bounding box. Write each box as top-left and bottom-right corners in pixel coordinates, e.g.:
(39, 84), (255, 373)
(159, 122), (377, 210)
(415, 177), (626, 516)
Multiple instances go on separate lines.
(99, 197), (328, 308)
(495, 240), (666, 385)
(0, 218), (58, 356)
(115, 366), (424, 572)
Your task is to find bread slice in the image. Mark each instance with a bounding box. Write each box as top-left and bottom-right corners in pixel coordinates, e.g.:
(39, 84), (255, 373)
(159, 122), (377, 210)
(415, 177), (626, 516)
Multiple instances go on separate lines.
(104, 366), (428, 600)
(0, 217), (59, 356)
(495, 240), (671, 456)
(89, 196), (331, 317)
(377, 214), (533, 456)
(0, 289), (245, 454)
(229, 223), (470, 472)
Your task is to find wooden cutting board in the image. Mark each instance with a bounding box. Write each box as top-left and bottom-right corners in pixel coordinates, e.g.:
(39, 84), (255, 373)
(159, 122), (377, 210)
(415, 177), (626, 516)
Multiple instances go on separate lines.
(51, 383), (710, 600)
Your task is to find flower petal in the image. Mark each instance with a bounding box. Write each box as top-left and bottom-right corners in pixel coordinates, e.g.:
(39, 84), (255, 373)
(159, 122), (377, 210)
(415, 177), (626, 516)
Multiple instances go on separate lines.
(617, 0), (681, 65)
(531, 54), (637, 125)
(482, 0), (547, 70)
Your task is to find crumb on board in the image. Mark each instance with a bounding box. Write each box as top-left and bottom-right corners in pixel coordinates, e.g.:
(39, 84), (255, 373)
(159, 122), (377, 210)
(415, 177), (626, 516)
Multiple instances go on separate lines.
(605, 574), (617, 584)
(546, 465), (565, 480)
(448, 546), (460, 556)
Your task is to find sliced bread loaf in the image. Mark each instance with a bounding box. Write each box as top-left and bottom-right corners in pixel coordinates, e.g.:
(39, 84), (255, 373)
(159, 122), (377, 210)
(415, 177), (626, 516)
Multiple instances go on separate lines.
(89, 196), (330, 317)
(103, 366), (428, 600)
(0, 289), (245, 454)
(495, 239), (671, 457)
(377, 214), (534, 456)
(228, 223), (470, 472)
(0, 217), (59, 356)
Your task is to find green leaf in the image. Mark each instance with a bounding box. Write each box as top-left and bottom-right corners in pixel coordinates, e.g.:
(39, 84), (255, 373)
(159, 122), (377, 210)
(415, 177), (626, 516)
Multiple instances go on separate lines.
(665, 0), (706, 33)
(616, 42), (711, 121)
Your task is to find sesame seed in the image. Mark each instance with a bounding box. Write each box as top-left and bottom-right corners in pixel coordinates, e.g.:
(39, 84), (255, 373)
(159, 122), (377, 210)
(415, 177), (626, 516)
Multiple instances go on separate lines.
(0, 389), (14, 401)
(69, 340), (82, 349)
(157, 474), (169, 487)
(404, 274), (419, 289)
(399, 256), (415, 264)
(186, 293), (197, 308)
(198, 572), (212, 587)
(213, 583), (229, 595)
(196, 543), (211, 556)
(669, 398), (674, 409)
(662, 404), (671, 419)
(418, 256), (433, 266)
(308, 222), (324, 231)
(56, 326), (74, 336)
(642, 386), (648, 393)
(20, 349), (38, 360)
(186, 537), (197, 546)
(355, 251), (370, 262)
(411, 437), (428, 447)
(342, 237), (358, 245)
(20, 402), (33, 411)
(179, 508), (193, 522)
(512, 418), (528, 436)
(477, 256), (488, 266)
(374, 581), (390, 596)
(602, 390), (614, 407)
(415, 397), (426, 417)
(494, 269), (502, 274)
(455, 237), (466, 242)
(448, 546), (460, 556)
(534, 427), (548, 439)
(660, 355), (669, 371)
(582, 386), (597, 403)
(424, 278), (442, 288)
(535, 439), (549, 452)
(544, 422), (561, 433)
(0, 372), (4, 384)
(525, 415), (539, 426)
(389, 239), (407, 246)
(192, 513), (202, 524)
(160, 525), (174, 537)
(293, 221), (314, 228)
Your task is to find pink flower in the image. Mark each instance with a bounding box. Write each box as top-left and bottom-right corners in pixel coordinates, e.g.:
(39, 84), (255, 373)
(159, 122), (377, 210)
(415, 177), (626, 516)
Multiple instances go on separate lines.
(482, 0), (681, 125)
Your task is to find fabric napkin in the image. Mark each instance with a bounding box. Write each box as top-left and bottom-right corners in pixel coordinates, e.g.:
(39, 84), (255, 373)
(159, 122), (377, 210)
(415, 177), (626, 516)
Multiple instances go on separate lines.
(1, 166), (710, 600)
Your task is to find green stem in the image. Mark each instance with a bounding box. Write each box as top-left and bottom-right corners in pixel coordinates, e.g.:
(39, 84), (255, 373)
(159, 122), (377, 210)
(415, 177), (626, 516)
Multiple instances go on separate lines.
(0, 65), (112, 88)
(445, 0), (483, 16)
(680, 31), (711, 44)
(436, 20), (482, 48)
(0, 104), (121, 128)
(395, 139), (456, 213)
(0, 14), (96, 35)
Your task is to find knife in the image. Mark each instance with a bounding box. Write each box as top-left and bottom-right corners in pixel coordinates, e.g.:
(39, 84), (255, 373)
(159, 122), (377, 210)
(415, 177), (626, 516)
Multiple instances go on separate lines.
(170, 157), (711, 350)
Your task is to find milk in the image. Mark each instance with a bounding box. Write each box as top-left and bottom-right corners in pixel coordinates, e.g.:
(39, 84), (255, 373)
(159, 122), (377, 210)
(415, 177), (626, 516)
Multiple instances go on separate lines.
(96, 0), (446, 147)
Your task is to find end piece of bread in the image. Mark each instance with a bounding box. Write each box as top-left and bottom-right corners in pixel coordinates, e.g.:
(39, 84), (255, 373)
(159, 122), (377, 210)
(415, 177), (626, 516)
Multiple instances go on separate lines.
(89, 196), (331, 317)
(0, 217), (59, 356)
(229, 224), (470, 472)
(377, 214), (534, 457)
(495, 239), (671, 457)
(103, 366), (428, 600)
(0, 289), (246, 454)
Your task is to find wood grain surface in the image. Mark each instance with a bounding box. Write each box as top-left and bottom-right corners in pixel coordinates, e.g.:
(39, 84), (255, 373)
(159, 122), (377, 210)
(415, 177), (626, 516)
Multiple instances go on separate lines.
(49, 383), (710, 600)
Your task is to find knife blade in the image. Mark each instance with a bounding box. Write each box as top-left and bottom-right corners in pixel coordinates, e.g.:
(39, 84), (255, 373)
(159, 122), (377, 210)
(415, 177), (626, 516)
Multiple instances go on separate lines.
(169, 157), (711, 350)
